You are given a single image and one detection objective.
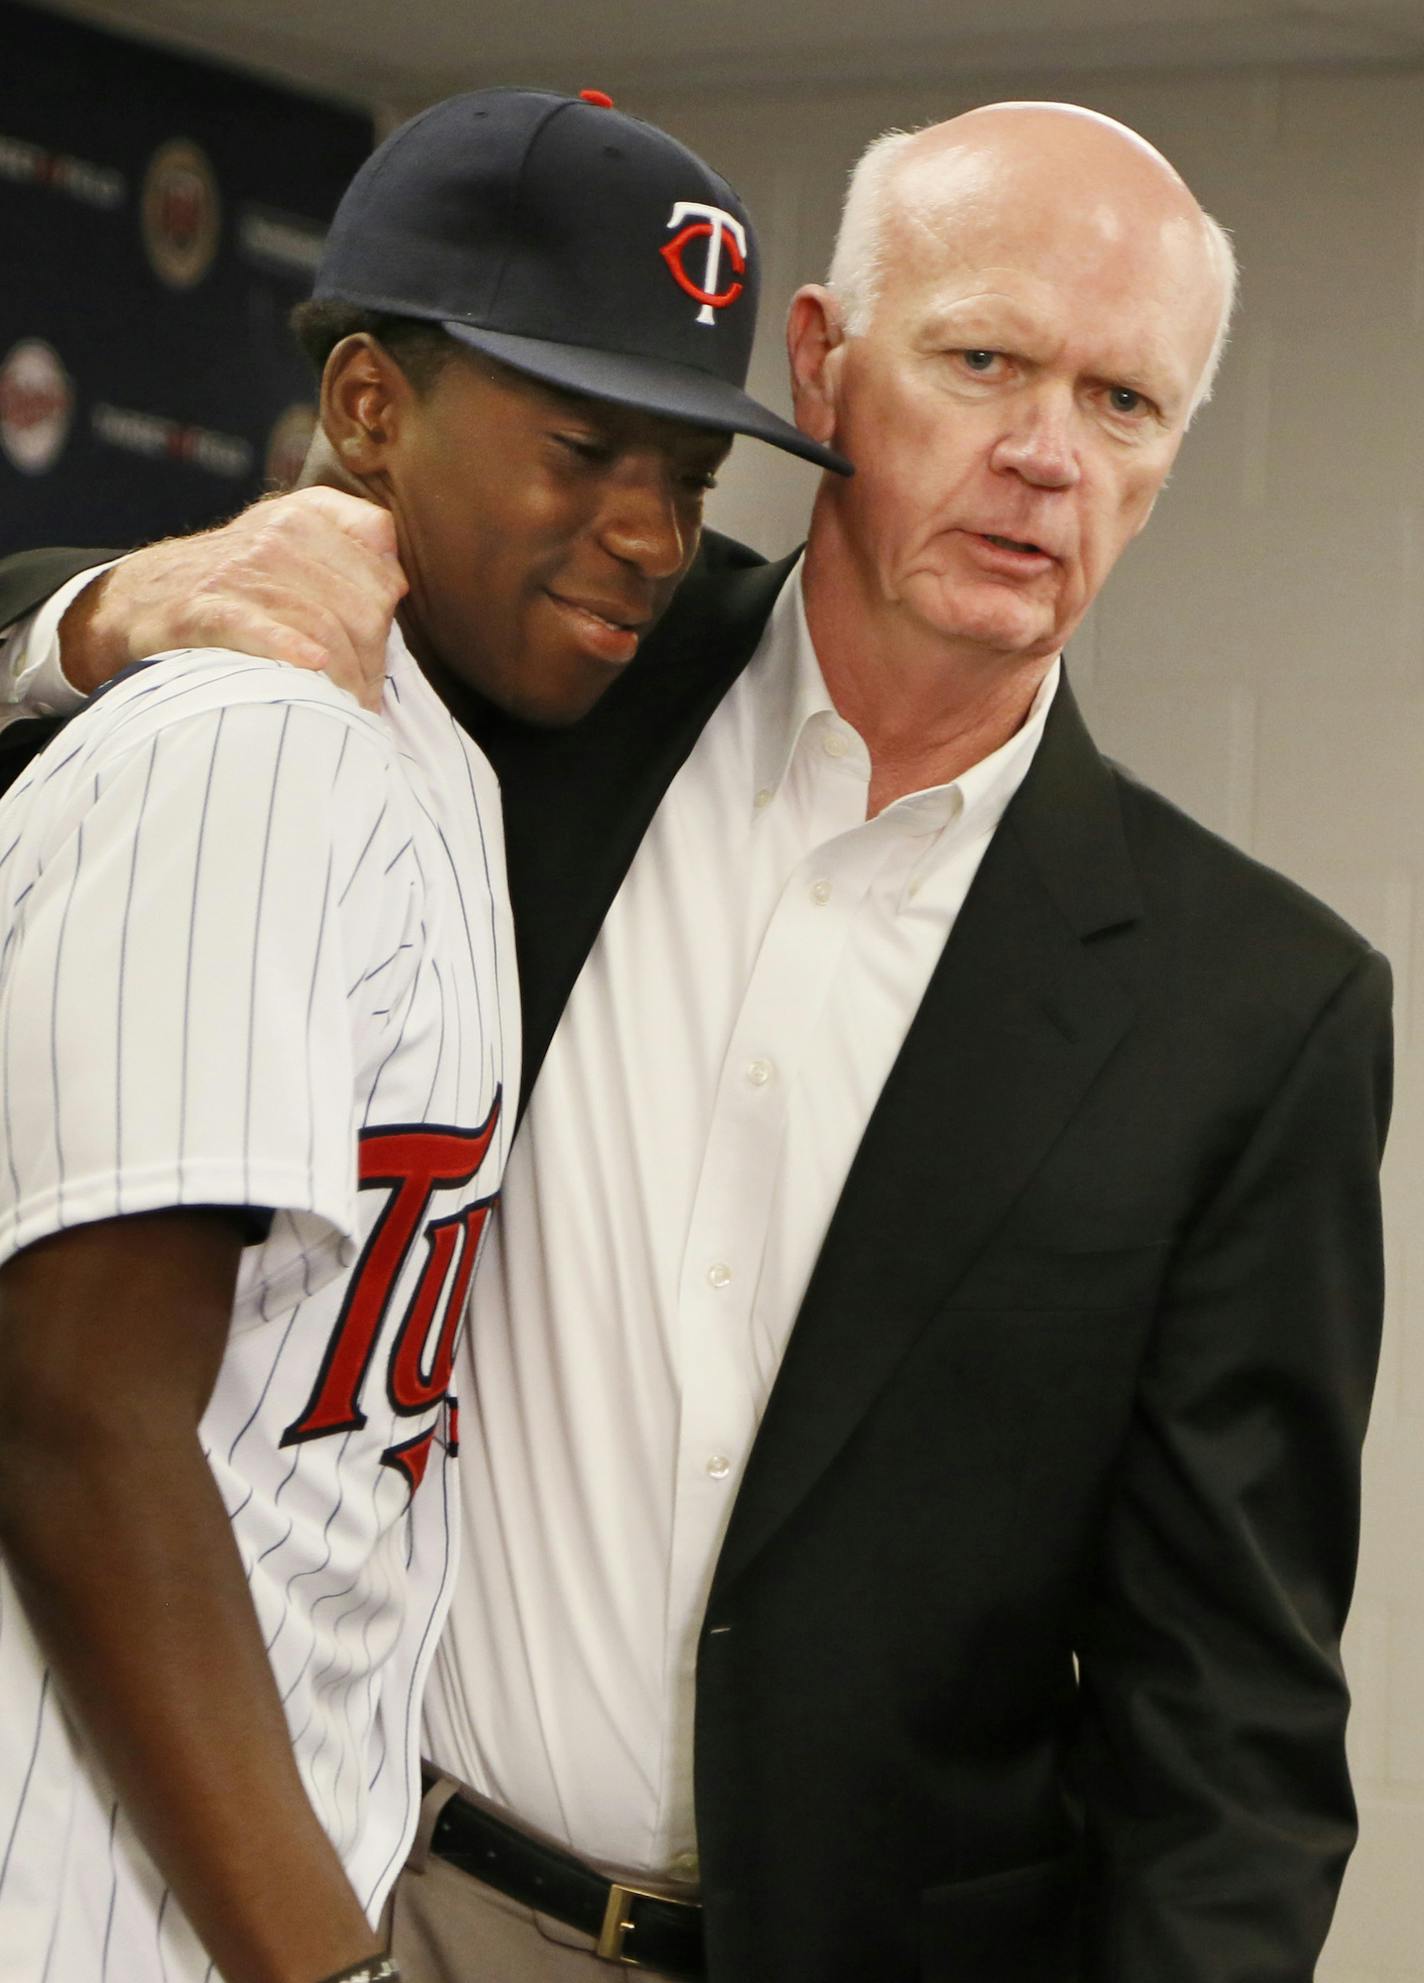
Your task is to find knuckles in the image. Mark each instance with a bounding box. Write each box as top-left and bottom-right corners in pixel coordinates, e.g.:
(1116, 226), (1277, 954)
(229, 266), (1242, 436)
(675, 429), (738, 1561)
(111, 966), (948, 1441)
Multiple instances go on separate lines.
(118, 489), (404, 669)
(350, 601), (394, 650)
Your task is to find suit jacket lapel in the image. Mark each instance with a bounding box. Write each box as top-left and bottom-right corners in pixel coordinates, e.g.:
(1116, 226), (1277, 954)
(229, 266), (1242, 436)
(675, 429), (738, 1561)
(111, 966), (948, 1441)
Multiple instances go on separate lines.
(711, 677), (1143, 1599)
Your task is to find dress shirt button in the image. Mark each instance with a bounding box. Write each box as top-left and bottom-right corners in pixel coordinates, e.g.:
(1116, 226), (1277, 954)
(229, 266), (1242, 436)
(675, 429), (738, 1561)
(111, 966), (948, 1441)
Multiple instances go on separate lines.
(745, 1058), (773, 1087)
(667, 1849), (700, 1883)
(754, 787), (773, 810)
(706, 1455), (732, 1480)
(810, 878), (833, 906)
(707, 1262), (732, 1289)
(822, 730), (849, 759)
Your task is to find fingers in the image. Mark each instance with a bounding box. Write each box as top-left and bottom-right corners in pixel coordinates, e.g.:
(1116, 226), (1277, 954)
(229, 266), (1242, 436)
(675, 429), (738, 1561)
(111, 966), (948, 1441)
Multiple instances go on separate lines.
(62, 488), (407, 710)
(267, 587), (395, 712)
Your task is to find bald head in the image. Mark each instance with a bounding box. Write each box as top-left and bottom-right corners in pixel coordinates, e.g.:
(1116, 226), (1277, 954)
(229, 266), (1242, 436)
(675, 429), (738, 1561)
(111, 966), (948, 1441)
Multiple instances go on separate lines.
(828, 102), (1235, 417)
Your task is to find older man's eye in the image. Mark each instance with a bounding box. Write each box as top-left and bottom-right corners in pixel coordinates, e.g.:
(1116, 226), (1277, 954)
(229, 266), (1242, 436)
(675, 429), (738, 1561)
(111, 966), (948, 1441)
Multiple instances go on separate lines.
(961, 349), (998, 373)
(1108, 386), (1147, 416)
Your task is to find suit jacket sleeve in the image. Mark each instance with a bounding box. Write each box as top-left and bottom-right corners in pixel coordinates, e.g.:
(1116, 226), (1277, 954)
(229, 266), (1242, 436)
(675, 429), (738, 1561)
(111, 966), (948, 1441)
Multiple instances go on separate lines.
(0, 548), (114, 633)
(1075, 945), (1393, 1981)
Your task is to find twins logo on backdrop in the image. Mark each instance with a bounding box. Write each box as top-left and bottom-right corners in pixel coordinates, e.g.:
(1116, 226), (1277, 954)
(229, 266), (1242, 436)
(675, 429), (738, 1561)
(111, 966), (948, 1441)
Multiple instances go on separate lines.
(0, 340), (74, 475)
(142, 137), (221, 288)
(281, 1098), (502, 1496)
(661, 200), (747, 325)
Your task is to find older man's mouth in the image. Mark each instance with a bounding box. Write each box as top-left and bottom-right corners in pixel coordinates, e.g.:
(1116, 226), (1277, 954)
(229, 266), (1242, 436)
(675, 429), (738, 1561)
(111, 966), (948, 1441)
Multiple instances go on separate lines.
(964, 531), (1057, 574)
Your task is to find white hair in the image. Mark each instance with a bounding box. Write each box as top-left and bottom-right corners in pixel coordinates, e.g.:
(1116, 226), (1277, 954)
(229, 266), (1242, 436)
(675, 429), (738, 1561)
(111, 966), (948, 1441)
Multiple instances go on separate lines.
(1191, 213), (1238, 418)
(825, 125), (1239, 422)
(825, 128), (916, 339)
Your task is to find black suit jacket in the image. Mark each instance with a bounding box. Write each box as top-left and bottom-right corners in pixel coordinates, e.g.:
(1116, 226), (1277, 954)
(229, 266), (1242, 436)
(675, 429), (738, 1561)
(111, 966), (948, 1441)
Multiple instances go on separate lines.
(0, 538), (1393, 1982)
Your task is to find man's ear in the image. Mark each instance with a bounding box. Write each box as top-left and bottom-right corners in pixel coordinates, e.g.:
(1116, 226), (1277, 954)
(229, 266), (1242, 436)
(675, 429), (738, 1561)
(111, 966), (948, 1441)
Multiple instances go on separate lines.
(786, 285), (847, 446)
(320, 334), (411, 476)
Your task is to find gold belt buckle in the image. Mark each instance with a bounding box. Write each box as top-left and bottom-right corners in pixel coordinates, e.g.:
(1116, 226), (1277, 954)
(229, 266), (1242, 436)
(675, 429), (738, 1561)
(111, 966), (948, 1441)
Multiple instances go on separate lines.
(597, 1880), (692, 1965)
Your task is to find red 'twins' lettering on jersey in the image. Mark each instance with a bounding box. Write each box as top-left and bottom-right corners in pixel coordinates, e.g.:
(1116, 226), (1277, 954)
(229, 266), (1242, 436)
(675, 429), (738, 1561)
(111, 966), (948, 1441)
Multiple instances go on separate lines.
(281, 1098), (502, 1489)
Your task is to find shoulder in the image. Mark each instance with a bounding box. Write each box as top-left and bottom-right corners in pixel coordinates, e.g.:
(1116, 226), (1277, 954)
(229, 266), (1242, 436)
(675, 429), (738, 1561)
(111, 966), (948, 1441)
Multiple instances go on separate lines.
(1108, 758), (1389, 1023)
(79, 646), (386, 752)
(0, 648), (415, 884)
(6, 647), (395, 807)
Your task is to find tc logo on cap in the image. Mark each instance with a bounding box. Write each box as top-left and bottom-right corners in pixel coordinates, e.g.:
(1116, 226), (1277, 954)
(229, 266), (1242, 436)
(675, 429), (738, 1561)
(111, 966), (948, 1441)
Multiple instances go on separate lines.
(660, 201), (746, 325)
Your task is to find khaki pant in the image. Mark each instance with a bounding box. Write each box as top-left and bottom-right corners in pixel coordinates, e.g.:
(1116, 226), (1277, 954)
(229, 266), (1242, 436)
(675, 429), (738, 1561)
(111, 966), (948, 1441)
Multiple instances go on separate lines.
(385, 1777), (687, 1983)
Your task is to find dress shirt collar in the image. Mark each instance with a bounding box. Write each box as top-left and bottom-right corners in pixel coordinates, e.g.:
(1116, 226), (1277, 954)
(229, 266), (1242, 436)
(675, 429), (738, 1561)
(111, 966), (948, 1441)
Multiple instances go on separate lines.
(746, 554), (1061, 836)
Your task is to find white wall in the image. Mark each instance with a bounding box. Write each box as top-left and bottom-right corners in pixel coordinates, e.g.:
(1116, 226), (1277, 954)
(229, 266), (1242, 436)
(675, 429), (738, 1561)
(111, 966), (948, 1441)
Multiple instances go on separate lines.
(634, 64), (1424, 1981)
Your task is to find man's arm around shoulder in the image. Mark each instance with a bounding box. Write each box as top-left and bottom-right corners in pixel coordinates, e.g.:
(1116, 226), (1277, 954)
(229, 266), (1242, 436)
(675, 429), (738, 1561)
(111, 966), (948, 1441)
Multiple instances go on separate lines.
(1, 487), (405, 705)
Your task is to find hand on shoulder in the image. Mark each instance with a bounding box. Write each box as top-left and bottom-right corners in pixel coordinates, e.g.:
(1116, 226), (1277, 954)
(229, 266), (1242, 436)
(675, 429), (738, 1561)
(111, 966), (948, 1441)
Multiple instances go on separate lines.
(60, 487), (407, 712)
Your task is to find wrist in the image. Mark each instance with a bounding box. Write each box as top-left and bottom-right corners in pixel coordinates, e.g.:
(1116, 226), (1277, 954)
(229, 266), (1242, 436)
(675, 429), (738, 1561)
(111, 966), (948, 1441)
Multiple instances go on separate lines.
(56, 568), (123, 696)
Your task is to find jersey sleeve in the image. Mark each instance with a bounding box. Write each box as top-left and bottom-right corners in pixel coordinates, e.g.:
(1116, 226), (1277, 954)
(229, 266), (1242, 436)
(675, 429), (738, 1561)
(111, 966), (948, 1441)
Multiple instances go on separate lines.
(0, 665), (421, 1269)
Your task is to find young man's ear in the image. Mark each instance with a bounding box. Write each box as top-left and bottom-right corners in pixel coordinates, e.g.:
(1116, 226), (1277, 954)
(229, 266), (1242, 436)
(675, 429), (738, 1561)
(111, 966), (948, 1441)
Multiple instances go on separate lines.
(785, 285), (847, 448)
(320, 334), (410, 475)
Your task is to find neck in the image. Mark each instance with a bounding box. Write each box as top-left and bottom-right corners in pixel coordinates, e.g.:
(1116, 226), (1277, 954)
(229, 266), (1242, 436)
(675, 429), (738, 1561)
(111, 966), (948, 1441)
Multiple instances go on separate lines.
(295, 443), (364, 505)
(296, 446), (466, 719)
(801, 503), (1056, 815)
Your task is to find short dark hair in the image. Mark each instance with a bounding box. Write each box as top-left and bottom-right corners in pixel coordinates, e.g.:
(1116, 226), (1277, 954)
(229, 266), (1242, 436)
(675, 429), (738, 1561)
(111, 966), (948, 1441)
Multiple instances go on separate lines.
(289, 298), (459, 396)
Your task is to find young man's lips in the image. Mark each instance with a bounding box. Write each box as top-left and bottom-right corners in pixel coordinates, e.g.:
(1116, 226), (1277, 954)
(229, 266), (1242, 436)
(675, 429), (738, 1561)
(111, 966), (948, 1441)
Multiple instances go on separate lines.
(545, 590), (650, 664)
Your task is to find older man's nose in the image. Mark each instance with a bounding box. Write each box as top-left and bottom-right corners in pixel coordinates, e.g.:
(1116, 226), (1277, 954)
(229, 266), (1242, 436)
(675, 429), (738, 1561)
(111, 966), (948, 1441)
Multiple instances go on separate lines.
(991, 394), (1082, 490)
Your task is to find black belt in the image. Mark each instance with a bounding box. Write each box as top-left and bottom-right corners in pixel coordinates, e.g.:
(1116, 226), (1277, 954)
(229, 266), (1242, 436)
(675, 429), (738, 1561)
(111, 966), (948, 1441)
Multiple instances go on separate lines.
(424, 1778), (705, 1977)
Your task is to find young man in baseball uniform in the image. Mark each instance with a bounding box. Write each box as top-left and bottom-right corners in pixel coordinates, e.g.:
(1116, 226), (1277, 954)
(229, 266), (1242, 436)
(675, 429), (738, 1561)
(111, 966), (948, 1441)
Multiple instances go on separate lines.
(0, 89), (840, 1983)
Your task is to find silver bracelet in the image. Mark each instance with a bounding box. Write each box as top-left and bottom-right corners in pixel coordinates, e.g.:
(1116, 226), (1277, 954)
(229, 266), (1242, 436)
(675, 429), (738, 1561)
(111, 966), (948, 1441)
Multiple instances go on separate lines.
(316, 1960), (401, 1983)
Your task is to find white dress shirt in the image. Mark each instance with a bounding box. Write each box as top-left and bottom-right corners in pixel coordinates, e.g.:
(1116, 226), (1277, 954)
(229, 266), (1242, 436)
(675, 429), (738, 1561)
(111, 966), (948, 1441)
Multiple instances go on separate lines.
(422, 561), (1058, 1879)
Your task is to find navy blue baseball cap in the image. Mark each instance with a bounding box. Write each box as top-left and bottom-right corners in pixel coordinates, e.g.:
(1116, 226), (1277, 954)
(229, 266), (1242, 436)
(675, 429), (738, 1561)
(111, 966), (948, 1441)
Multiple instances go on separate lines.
(314, 87), (850, 475)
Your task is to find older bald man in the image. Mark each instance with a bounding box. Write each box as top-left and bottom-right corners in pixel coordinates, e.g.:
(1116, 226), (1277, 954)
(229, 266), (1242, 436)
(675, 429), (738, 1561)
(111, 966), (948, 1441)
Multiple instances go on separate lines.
(0, 104), (1391, 1983)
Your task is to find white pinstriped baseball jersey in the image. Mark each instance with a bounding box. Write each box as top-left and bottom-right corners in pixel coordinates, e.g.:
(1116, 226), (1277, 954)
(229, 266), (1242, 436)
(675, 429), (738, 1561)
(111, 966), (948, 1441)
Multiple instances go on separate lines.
(0, 629), (518, 1981)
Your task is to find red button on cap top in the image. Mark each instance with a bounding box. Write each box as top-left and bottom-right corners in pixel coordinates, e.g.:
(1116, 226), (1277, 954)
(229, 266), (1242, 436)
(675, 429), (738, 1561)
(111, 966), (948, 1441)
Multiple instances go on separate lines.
(579, 89), (615, 107)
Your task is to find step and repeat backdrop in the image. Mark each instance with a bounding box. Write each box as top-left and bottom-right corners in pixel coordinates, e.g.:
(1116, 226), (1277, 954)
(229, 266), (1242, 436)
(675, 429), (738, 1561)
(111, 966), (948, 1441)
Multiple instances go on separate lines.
(0, 0), (372, 549)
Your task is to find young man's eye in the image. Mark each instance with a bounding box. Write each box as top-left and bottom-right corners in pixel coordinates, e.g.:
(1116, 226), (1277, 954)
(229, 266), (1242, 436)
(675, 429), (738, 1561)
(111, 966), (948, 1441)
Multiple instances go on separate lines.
(555, 433), (612, 463)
